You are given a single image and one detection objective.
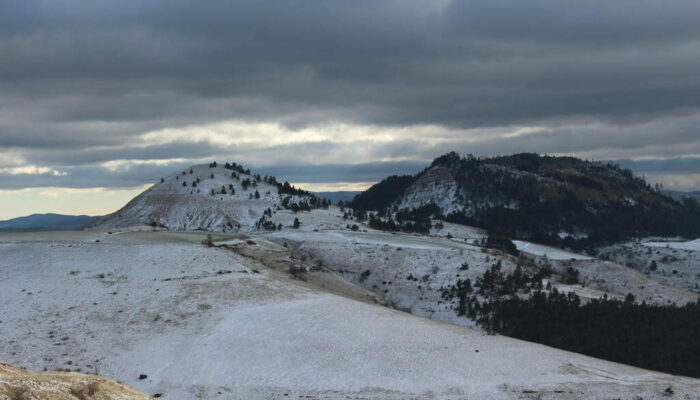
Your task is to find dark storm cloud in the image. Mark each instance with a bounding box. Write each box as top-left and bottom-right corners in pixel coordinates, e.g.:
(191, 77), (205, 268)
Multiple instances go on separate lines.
(2, 0), (700, 189)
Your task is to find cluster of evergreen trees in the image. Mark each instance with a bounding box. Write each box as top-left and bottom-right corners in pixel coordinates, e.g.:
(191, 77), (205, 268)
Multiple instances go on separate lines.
(365, 204), (437, 233)
(255, 215), (282, 231)
(349, 175), (416, 211)
(444, 261), (700, 378)
(492, 291), (700, 378)
(222, 161), (250, 175)
(206, 160), (329, 210)
(280, 195), (330, 211)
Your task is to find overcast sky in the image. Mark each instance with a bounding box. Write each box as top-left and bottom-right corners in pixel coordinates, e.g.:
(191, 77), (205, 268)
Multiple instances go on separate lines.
(2, 0), (700, 218)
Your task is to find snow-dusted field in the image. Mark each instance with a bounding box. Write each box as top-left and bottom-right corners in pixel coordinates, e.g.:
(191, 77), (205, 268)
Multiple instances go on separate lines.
(272, 226), (698, 330)
(599, 240), (700, 293)
(513, 240), (592, 260)
(3, 231), (699, 399)
(268, 228), (508, 328)
(644, 238), (700, 251)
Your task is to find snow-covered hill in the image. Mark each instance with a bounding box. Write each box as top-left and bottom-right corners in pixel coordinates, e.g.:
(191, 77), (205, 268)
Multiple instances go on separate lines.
(2, 231), (698, 399)
(86, 163), (315, 232)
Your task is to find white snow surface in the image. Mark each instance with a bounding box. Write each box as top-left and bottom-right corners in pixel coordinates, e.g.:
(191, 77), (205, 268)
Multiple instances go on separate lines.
(513, 240), (592, 260)
(599, 240), (700, 293)
(2, 231), (698, 399)
(643, 238), (700, 251)
(393, 165), (463, 215)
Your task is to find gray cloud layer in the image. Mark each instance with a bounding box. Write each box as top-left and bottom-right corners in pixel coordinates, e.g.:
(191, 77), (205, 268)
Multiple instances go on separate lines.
(2, 0), (700, 189)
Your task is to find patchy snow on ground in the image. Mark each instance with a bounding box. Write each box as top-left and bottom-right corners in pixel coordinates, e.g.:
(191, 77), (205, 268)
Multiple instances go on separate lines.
(393, 165), (463, 215)
(3, 231), (699, 399)
(513, 240), (592, 260)
(430, 220), (487, 242)
(271, 228), (698, 332)
(527, 255), (699, 305)
(599, 240), (700, 293)
(267, 207), (354, 232)
(643, 238), (700, 251)
(268, 229), (510, 329)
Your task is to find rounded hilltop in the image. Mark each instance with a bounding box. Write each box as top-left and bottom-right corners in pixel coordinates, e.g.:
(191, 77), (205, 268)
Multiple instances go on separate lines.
(86, 161), (328, 232)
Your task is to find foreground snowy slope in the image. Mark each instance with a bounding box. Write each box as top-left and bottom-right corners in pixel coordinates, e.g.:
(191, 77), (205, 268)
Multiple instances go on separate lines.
(1, 231), (698, 399)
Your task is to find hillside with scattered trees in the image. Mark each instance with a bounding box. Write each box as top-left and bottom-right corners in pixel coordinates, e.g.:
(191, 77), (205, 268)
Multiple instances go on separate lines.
(351, 152), (700, 249)
(87, 161), (329, 232)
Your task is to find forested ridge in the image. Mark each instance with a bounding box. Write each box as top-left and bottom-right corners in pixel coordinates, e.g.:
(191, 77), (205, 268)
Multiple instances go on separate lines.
(350, 153), (700, 249)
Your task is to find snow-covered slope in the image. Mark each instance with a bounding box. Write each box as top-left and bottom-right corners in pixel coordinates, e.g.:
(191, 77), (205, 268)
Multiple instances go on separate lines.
(86, 163), (311, 232)
(2, 231), (698, 399)
(514, 240), (592, 260)
(599, 240), (700, 293)
(644, 238), (700, 251)
(394, 164), (462, 214)
(267, 225), (699, 333)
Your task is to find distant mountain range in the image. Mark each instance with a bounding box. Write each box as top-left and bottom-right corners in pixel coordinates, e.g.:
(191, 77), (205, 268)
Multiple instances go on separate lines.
(351, 152), (700, 248)
(0, 213), (96, 231)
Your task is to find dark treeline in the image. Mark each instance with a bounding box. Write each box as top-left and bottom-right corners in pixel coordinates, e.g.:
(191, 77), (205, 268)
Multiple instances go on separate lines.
(349, 175), (416, 210)
(443, 262), (700, 378)
(365, 204), (438, 234)
(214, 161), (329, 210)
(491, 291), (700, 378)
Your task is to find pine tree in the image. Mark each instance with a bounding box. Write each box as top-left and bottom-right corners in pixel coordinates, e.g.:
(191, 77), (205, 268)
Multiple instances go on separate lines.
(293, 217), (301, 229)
